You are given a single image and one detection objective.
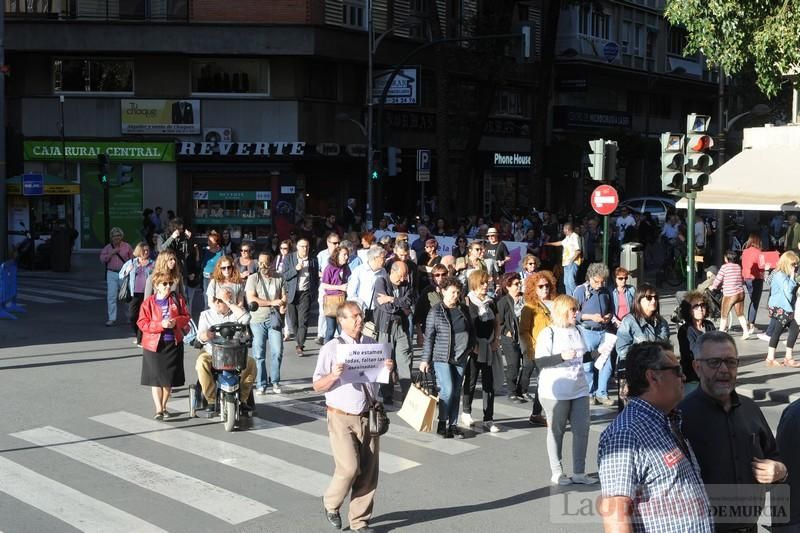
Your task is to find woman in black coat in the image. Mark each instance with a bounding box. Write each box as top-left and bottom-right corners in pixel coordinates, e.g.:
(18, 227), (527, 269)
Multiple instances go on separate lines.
(496, 272), (528, 403)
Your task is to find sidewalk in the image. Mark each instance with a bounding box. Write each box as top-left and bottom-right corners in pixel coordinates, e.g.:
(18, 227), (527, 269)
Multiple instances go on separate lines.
(16, 250), (104, 283)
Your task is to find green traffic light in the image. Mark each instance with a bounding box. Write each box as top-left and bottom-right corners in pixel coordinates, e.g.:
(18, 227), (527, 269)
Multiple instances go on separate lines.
(371, 170), (379, 180)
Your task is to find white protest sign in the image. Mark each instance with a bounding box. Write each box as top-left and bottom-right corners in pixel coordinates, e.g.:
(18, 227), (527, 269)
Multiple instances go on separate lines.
(336, 343), (392, 384)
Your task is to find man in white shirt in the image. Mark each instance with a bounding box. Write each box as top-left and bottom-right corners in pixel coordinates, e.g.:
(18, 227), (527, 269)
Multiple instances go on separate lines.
(316, 232), (341, 345)
(615, 207), (636, 242)
(545, 223), (582, 297)
(195, 287), (256, 416)
(347, 245), (387, 322)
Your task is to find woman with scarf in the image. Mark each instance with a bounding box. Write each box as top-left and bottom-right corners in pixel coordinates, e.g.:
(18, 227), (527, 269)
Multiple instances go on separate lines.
(496, 273), (526, 404)
(461, 269), (501, 433)
(519, 270), (557, 426)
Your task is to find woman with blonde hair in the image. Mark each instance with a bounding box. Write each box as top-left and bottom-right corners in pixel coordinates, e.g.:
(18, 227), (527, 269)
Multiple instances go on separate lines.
(766, 251), (800, 366)
(535, 294), (596, 486)
(99, 226), (134, 326)
(144, 248), (185, 299)
(519, 270), (557, 426)
(119, 241), (155, 345)
(521, 254), (541, 282)
(206, 255), (245, 309)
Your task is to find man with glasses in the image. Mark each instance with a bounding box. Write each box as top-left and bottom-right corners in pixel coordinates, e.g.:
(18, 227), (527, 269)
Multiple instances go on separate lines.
(680, 331), (787, 533)
(283, 238), (319, 356)
(598, 341), (713, 533)
(316, 232), (342, 346)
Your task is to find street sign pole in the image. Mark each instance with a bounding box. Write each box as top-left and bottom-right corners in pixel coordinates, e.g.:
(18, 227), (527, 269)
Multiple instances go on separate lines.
(420, 181), (425, 218)
(602, 215), (609, 266)
(686, 190), (696, 289)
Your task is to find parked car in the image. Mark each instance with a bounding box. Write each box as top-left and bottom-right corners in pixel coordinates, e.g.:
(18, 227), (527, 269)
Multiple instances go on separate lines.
(617, 196), (677, 225)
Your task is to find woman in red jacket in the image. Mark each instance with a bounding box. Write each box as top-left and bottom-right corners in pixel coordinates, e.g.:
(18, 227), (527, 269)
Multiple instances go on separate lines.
(137, 271), (191, 420)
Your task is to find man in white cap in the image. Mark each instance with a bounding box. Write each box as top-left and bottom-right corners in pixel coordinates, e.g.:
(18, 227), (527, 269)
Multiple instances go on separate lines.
(484, 227), (510, 277)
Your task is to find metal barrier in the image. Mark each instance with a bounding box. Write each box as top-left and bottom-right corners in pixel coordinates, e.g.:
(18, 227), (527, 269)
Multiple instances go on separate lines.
(0, 260), (26, 319)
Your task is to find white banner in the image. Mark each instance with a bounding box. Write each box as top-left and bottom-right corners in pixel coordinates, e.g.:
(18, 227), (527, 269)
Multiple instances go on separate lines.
(374, 231), (530, 273)
(335, 343), (391, 384)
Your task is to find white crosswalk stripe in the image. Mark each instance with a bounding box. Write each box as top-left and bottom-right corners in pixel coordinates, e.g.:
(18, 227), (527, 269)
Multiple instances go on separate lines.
(15, 278), (107, 304)
(19, 286), (101, 300)
(0, 455), (168, 533)
(14, 291), (62, 303)
(10, 425), (274, 524)
(91, 411), (330, 497)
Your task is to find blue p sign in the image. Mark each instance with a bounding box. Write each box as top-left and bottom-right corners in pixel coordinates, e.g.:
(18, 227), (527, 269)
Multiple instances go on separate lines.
(417, 149), (431, 171)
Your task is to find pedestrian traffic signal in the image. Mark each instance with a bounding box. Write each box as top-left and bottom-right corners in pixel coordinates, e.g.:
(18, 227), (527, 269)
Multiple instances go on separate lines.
(370, 150), (382, 180)
(97, 153), (110, 187)
(587, 139), (606, 181)
(387, 146), (402, 176)
(660, 133), (685, 192)
(685, 114), (713, 191)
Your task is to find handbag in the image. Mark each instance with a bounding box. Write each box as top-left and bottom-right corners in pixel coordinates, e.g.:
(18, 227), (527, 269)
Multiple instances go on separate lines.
(397, 374), (438, 432)
(323, 293), (346, 317)
(259, 274), (285, 331)
(771, 307), (793, 328)
(361, 383), (390, 437)
(118, 262), (133, 302)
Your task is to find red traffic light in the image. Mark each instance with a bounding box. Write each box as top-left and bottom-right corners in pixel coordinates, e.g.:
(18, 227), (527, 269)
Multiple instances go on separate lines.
(688, 134), (713, 152)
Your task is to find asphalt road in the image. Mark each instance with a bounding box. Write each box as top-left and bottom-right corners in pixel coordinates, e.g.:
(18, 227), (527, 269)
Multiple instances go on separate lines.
(0, 272), (789, 533)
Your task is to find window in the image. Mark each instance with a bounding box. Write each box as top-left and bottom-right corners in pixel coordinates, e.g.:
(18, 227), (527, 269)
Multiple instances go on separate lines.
(578, 5), (609, 39)
(494, 89), (527, 117)
(668, 26), (688, 56)
(410, 0), (430, 12)
(646, 28), (657, 58)
(342, 0), (365, 29)
(191, 59), (269, 95)
(53, 58), (133, 93)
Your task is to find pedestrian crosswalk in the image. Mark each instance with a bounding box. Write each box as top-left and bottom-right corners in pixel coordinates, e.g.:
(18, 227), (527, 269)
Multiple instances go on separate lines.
(0, 391), (605, 532)
(15, 276), (106, 305)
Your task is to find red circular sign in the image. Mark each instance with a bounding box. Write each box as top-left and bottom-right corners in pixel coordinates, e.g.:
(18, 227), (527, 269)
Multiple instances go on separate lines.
(590, 184), (619, 216)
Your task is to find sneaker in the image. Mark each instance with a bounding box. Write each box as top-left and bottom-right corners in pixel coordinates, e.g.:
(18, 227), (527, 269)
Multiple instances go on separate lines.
(153, 412), (164, 421)
(105, 320), (115, 327)
(595, 396), (615, 406)
(460, 412), (475, 427)
(523, 393), (535, 402)
(272, 383), (282, 394)
(255, 387), (267, 396)
(571, 473), (599, 485)
(551, 474), (572, 486)
(508, 395), (522, 404)
(529, 415), (548, 427)
(132, 339), (138, 345)
(485, 422), (501, 433)
(742, 333), (755, 340)
(757, 333), (771, 342)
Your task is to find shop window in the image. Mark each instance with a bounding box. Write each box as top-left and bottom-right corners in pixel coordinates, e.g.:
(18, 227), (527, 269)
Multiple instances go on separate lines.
(191, 59), (269, 95)
(53, 58), (134, 93)
(193, 190), (272, 241)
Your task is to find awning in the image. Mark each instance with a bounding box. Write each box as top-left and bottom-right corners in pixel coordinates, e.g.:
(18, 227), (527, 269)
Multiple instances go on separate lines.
(5, 174), (80, 195)
(675, 146), (800, 211)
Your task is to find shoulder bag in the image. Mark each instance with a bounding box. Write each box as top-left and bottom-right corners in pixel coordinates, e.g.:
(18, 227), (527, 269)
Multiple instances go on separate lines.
(259, 274), (285, 331)
(118, 260), (133, 302)
(334, 337), (389, 436)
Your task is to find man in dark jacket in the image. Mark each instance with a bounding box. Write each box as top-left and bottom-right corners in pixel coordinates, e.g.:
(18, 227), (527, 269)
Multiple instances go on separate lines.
(374, 261), (416, 404)
(282, 238), (319, 356)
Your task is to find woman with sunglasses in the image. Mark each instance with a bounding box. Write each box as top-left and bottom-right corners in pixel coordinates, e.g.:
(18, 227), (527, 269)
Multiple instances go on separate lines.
(521, 254), (541, 282)
(677, 290), (716, 394)
(535, 294), (596, 485)
(452, 236), (469, 259)
(138, 272), (191, 420)
(616, 284), (670, 378)
(119, 242), (155, 346)
(496, 272), (527, 404)
(765, 251), (800, 367)
(206, 255), (245, 310)
(235, 242), (257, 281)
(520, 270), (557, 426)
(610, 267), (635, 328)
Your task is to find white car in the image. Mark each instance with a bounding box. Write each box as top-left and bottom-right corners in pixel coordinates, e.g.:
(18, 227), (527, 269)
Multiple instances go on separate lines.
(618, 196), (677, 225)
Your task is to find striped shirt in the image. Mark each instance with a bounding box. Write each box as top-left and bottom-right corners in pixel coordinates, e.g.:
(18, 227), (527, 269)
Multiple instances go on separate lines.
(710, 263), (745, 296)
(598, 398), (713, 533)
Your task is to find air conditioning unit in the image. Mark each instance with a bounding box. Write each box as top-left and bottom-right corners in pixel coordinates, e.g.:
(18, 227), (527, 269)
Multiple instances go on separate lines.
(203, 127), (233, 144)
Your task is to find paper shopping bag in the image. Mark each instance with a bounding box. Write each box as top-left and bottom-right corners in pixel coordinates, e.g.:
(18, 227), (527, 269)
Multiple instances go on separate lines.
(397, 382), (438, 432)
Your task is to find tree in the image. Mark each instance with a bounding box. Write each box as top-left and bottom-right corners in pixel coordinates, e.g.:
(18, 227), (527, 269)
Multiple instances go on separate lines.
(665, 0), (800, 97)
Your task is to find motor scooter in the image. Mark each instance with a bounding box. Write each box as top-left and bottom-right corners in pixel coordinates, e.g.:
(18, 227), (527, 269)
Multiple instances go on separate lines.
(189, 320), (255, 432)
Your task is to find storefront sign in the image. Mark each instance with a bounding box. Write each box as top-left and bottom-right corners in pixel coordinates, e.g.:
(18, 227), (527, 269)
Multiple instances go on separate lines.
(177, 141), (305, 158)
(372, 68), (419, 105)
(385, 110), (435, 131)
(193, 191), (271, 201)
(121, 99), (201, 134)
(22, 173), (44, 196)
(492, 152), (531, 168)
(24, 141), (175, 162)
(553, 106), (632, 130)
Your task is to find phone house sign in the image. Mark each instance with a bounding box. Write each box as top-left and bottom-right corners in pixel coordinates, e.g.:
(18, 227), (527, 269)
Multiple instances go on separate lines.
(493, 152), (531, 168)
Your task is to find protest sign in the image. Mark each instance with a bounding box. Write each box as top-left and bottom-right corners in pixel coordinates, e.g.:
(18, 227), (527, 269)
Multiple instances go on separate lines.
(336, 343), (391, 384)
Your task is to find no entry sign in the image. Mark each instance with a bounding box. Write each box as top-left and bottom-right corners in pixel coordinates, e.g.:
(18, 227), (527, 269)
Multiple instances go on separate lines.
(590, 184), (619, 216)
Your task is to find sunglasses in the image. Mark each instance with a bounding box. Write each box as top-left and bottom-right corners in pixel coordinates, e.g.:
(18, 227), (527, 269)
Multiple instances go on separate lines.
(280, 247), (289, 251)
(433, 273), (446, 278)
(691, 303), (707, 310)
(157, 281), (171, 287)
(617, 277), (628, 280)
(221, 265), (233, 270)
(642, 295), (658, 301)
(653, 364), (683, 377)
(241, 249), (251, 253)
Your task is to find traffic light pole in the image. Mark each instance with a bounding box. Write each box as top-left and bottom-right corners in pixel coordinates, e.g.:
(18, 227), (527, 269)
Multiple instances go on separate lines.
(685, 190), (697, 290)
(103, 185), (110, 246)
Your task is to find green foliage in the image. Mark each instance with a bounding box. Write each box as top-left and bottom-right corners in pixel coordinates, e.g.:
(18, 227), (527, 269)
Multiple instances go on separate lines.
(665, 0), (800, 97)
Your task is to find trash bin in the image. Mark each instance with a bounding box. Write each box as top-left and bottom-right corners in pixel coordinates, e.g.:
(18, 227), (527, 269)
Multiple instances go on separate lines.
(620, 242), (644, 288)
(49, 226), (73, 272)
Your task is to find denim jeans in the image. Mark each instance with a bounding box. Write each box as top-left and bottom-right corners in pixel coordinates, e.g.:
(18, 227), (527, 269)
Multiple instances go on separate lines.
(251, 321), (284, 388)
(563, 263), (578, 297)
(433, 361), (465, 427)
(324, 316), (340, 343)
(744, 279), (764, 325)
(577, 325), (611, 397)
(106, 270), (122, 321)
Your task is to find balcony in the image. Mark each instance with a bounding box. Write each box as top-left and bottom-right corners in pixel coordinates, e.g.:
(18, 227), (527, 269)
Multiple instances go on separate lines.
(5, 0), (188, 21)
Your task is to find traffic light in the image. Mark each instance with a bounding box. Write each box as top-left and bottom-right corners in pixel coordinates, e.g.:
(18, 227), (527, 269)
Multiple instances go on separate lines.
(604, 141), (618, 181)
(387, 146), (402, 176)
(684, 114), (713, 191)
(370, 150), (382, 180)
(587, 139), (606, 181)
(660, 133), (685, 192)
(97, 153), (110, 187)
